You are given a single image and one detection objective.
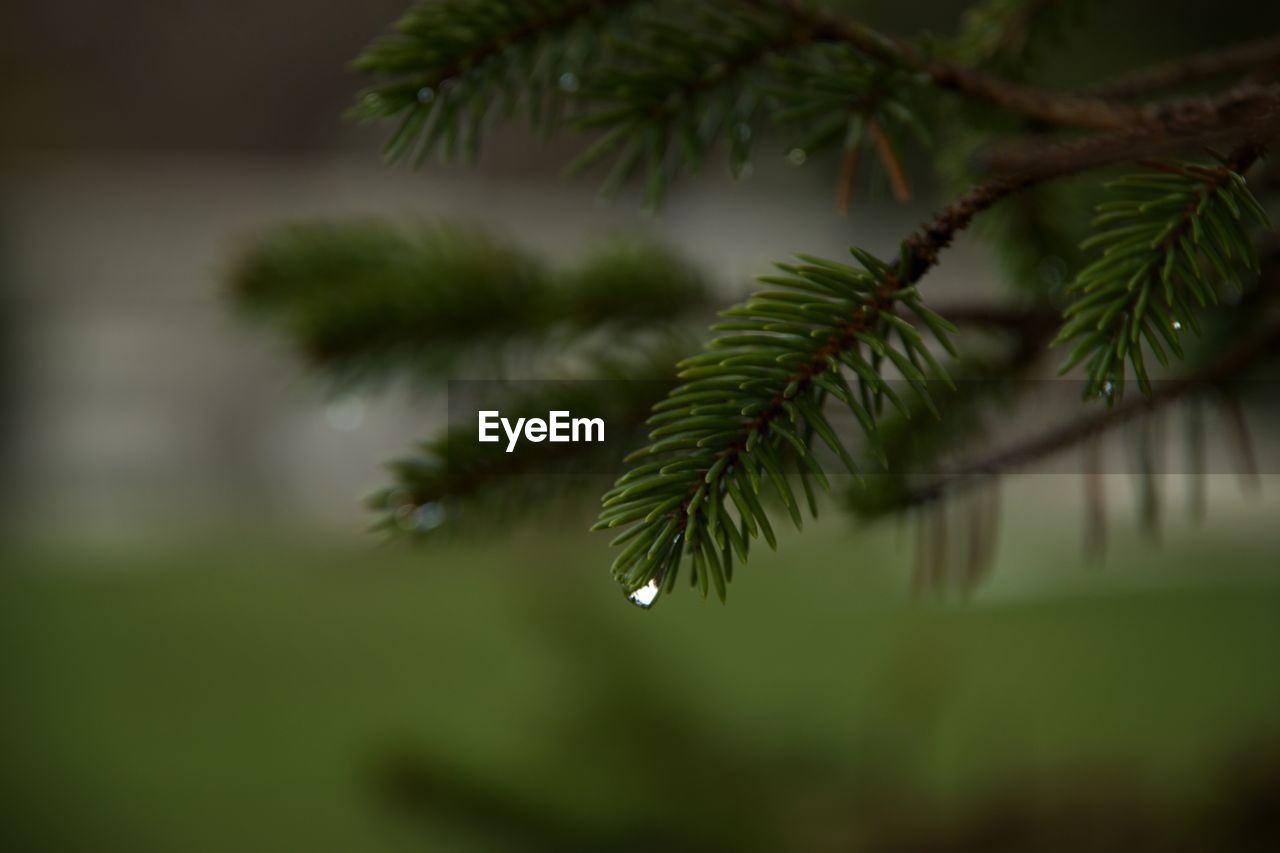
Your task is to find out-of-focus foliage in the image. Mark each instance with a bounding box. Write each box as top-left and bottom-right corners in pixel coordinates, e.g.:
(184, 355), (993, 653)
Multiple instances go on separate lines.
(952, 0), (1094, 78)
(351, 0), (944, 206)
(349, 0), (639, 164)
(231, 222), (710, 385)
(7, 534), (1280, 851)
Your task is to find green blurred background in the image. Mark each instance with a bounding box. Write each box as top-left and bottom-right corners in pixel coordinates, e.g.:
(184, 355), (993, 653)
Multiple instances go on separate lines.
(3, 1), (1280, 850)
(4, 509), (1280, 851)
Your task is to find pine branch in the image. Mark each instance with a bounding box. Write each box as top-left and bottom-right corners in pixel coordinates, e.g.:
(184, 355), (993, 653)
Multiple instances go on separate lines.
(354, 0), (938, 206)
(755, 0), (1148, 130)
(594, 126), (1270, 602)
(596, 252), (956, 605)
(351, 0), (640, 163)
(1083, 34), (1280, 100)
(567, 1), (815, 205)
(763, 44), (929, 203)
(594, 169), (1059, 604)
(1053, 145), (1270, 401)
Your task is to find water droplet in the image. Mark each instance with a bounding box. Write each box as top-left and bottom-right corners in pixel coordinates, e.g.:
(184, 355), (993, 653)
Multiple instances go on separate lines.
(1172, 320), (1183, 331)
(735, 122), (752, 142)
(557, 71), (579, 93)
(363, 93), (382, 110)
(417, 86), (435, 104)
(628, 579), (661, 609)
(325, 397), (365, 431)
(787, 148), (807, 166)
(1101, 380), (1115, 399)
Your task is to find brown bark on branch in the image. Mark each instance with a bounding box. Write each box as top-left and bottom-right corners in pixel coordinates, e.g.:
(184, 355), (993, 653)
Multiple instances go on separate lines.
(975, 85), (1280, 178)
(1083, 34), (1280, 100)
(760, 0), (1147, 129)
(898, 324), (1280, 509)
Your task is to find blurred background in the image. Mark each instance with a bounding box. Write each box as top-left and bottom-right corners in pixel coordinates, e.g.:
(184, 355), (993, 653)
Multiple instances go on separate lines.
(3, 1), (1280, 850)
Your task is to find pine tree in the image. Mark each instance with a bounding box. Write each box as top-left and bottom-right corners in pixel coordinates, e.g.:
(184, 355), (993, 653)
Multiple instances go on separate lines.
(232, 0), (1280, 607)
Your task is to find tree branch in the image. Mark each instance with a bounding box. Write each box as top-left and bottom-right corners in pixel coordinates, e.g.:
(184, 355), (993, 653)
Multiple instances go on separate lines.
(1083, 34), (1280, 100)
(756, 0), (1148, 129)
(754, 0), (1280, 141)
(898, 324), (1280, 508)
(865, 123), (1261, 318)
(975, 84), (1280, 177)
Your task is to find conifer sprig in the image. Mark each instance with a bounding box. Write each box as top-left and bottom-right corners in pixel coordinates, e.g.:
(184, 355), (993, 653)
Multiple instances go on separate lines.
(351, 0), (638, 163)
(1054, 151), (1270, 402)
(763, 44), (928, 202)
(567, 1), (813, 204)
(596, 248), (958, 605)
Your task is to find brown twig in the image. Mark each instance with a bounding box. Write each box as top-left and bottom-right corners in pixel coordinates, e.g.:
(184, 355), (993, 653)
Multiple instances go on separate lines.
(896, 114), (1272, 280)
(1083, 34), (1280, 100)
(756, 0), (1148, 130)
(976, 84), (1280, 177)
(753, 1), (1280, 179)
(898, 324), (1280, 509)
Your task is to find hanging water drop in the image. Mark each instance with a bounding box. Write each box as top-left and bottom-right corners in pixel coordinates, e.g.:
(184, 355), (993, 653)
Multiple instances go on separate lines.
(417, 86), (435, 104)
(1172, 320), (1182, 331)
(558, 71), (580, 93)
(1101, 380), (1115, 399)
(627, 579), (661, 609)
(787, 148), (807, 166)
